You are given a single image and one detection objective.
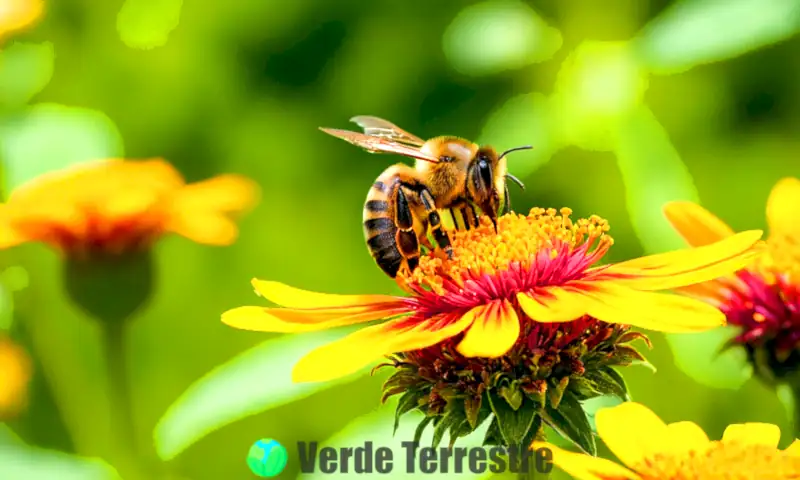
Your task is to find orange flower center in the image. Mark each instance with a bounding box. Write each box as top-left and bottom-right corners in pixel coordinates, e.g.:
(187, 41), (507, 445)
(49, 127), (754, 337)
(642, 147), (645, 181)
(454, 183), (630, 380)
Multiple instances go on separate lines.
(398, 207), (612, 294)
(634, 441), (800, 480)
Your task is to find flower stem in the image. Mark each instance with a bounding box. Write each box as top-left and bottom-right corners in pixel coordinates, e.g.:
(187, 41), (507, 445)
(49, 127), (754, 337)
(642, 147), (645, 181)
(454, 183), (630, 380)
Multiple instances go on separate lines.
(791, 383), (800, 440)
(102, 319), (148, 480)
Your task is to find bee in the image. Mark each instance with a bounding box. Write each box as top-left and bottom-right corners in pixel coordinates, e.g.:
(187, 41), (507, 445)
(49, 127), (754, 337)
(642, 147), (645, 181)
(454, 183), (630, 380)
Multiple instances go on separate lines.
(320, 116), (530, 278)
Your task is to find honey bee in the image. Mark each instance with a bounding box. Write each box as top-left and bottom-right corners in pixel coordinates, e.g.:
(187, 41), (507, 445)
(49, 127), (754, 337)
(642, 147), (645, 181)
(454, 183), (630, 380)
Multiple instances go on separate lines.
(320, 116), (530, 278)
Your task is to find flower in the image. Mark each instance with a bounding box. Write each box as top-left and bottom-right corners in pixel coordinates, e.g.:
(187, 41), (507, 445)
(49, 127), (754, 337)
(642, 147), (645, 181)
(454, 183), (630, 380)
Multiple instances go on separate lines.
(224, 207), (761, 383)
(0, 335), (32, 420)
(0, 0), (43, 41)
(536, 401), (800, 480)
(0, 158), (259, 258)
(223, 207), (761, 453)
(664, 177), (800, 384)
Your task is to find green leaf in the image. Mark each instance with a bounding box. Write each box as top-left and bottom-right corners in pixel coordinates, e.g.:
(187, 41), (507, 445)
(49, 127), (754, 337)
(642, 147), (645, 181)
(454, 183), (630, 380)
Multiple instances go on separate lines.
(0, 104), (124, 193)
(153, 327), (365, 461)
(541, 392), (597, 455)
(636, 0), (800, 74)
(442, 0), (562, 76)
(307, 398), (494, 479)
(394, 391), (421, 434)
(117, 0), (183, 49)
(613, 106), (699, 254)
(488, 393), (537, 446)
(482, 417), (502, 446)
(0, 425), (119, 479)
(0, 42), (55, 108)
(665, 327), (752, 390)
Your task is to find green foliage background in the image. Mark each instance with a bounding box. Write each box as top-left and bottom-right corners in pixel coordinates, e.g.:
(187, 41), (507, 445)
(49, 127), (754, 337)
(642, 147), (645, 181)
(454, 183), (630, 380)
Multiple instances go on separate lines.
(1, 0), (799, 478)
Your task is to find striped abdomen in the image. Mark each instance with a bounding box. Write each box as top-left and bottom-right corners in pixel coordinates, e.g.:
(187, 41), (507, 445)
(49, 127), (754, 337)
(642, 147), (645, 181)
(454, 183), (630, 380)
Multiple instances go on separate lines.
(363, 171), (405, 278)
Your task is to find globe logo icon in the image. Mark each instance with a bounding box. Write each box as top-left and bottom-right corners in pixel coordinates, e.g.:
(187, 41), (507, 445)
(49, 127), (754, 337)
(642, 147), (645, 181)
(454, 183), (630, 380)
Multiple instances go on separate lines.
(247, 438), (288, 477)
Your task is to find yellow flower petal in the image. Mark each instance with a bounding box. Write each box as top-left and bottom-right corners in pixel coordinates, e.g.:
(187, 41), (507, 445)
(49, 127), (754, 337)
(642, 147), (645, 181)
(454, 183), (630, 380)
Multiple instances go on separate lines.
(0, 0), (43, 39)
(532, 281), (725, 332)
(722, 423), (781, 448)
(251, 279), (400, 309)
(595, 402), (670, 469)
(171, 174), (259, 215)
(784, 439), (800, 457)
(457, 300), (519, 357)
(221, 303), (408, 333)
(532, 442), (640, 480)
(517, 289), (588, 322)
(663, 201), (735, 247)
(602, 230), (762, 290)
(664, 421), (710, 453)
(167, 213), (242, 245)
(292, 314), (475, 382)
(766, 177), (800, 241)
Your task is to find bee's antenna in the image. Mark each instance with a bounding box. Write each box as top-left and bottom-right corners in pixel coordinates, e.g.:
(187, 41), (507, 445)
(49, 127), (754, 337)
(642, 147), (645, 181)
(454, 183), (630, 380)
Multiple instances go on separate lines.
(507, 173), (525, 190)
(499, 145), (533, 159)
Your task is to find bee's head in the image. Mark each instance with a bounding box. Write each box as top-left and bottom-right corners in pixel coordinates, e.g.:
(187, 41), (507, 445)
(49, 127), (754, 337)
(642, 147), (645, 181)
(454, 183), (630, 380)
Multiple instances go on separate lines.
(466, 145), (532, 231)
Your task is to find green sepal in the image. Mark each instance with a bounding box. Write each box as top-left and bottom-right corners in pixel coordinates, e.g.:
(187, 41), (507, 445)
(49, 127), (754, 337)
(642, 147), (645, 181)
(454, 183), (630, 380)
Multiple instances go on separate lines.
(413, 416), (434, 445)
(499, 384), (524, 411)
(432, 410), (461, 448)
(583, 367), (629, 400)
(464, 394), (482, 429)
(548, 377), (569, 409)
(610, 345), (647, 365)
(488, 393), (537, 446)
(393, 390), (421, 434)
(541, 391), (596, 456)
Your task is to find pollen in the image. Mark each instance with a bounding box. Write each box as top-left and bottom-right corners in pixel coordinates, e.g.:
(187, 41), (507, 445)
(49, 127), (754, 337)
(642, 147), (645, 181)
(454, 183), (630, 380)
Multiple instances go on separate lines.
(399, 207), (613, 294)
(756, 234), (800, 285)
(635, 441), (800, 480)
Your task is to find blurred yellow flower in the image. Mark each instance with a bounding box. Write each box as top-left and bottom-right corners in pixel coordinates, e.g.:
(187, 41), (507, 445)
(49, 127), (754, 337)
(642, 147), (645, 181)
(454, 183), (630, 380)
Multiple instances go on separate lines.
(0, 0), (43, 40)
(223, 207), (762, 383)
(0, 159), (259, 257)
(536, 401), (800, 480)
(0, 334), (31, 420)
(664, 177), (800, 381)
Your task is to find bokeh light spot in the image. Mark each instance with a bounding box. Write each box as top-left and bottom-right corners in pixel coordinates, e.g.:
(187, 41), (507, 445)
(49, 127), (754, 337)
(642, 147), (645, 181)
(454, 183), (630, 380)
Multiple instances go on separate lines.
(0, 42), (54, 108)
(665, 327), (753, 390)
(637, 0), (800, 74)
(0, 104), (124, 191)
(443, 0), (562, 76)
(117, 0), (183, 50)
(555, 41), (648, 130)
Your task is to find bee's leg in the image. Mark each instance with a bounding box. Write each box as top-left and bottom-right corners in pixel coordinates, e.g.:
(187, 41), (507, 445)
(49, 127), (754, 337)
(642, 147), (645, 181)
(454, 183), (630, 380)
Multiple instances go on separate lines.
(394, 186), (421, 272)
(418, 188), (454, 259)
(462, 205), (480, 229)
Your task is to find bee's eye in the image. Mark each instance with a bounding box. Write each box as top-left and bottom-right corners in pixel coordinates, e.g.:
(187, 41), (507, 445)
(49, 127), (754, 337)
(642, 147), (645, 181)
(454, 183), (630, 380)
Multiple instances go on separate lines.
(440, 155), (455, 162)
(477, 156), (492, 187)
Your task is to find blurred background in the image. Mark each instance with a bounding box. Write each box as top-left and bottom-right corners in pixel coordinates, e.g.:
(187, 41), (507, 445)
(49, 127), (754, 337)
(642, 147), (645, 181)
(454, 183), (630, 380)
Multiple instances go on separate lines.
(1, 0), (799, 478)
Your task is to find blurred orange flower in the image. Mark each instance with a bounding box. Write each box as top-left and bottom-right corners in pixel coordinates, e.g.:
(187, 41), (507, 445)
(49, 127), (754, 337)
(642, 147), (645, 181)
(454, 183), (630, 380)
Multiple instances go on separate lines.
(0, 159), (259, 257)
(0, 335), (31, 420)
(0, 0), (43, 41)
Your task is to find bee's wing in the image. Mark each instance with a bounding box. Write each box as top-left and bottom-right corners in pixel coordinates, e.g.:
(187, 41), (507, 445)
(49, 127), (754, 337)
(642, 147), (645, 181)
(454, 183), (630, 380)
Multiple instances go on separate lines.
(319, 128), (440, 163)
(349, 116), (426, 147)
